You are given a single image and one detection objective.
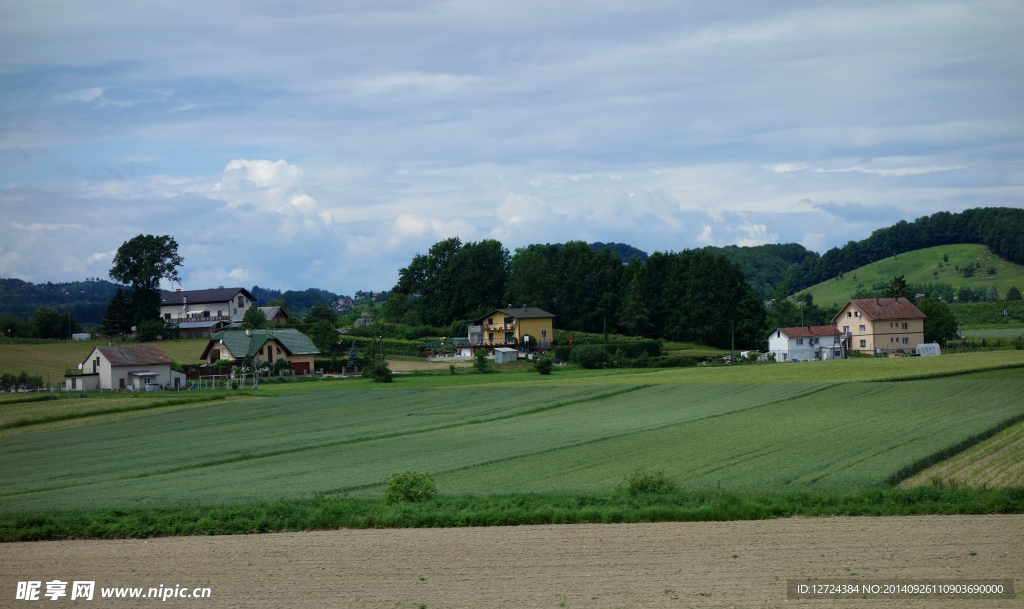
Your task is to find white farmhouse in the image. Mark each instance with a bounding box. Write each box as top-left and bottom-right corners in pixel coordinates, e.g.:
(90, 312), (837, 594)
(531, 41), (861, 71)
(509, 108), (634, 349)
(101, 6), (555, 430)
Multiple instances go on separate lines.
(64, 344), (186, 391)
(767, 325), (845, 362)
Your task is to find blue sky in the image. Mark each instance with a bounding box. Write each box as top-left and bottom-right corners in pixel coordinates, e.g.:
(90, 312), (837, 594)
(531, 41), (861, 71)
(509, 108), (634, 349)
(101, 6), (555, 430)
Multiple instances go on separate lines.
(1, 1), (1022, 294)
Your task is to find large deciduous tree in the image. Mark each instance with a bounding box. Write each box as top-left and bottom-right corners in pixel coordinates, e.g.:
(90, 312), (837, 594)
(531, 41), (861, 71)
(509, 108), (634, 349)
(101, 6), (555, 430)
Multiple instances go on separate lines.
(917, 298), (958, 346)
(241, 305), (268, 329)
(109, 234), (184, 324)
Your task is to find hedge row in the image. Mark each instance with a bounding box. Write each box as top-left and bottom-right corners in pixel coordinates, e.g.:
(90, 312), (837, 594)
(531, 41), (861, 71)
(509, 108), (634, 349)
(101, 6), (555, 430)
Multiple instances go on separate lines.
(554, 340), (664, 362)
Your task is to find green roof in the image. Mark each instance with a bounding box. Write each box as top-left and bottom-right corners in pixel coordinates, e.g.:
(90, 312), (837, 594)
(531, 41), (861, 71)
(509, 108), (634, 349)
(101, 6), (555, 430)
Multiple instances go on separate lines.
(204, 328), (320, 360)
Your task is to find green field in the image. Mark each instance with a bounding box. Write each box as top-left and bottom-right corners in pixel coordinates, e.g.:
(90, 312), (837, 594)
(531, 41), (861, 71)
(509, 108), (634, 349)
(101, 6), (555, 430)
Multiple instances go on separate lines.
(3, 374), (1023, 513)
(961, 327), (1024, 339)
(0, 338), (209, 381)
(799, 244), (1024, 306)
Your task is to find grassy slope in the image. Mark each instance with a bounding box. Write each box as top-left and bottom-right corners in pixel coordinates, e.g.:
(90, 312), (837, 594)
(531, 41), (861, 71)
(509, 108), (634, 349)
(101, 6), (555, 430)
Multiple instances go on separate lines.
(799, 243), (1024, 306)
(0, 338), (208, 380)
(902, 420), (1024, 489)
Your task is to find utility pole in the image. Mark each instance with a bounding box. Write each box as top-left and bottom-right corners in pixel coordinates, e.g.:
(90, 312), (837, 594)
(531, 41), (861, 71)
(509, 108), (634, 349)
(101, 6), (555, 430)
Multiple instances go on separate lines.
(730, 320), (735, 364)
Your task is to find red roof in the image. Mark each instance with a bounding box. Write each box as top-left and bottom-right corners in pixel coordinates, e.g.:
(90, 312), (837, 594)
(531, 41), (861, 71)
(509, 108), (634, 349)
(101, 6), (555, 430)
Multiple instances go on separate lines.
(833, 298), (927, 322)
(771, 325), (839, 338)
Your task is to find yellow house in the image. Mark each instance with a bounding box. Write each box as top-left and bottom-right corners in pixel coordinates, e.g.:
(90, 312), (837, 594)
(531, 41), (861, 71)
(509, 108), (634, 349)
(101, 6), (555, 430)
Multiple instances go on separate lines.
(200, 328), (319, 373)
(831, 297), (927, 354)
(466, 307), (555, 350)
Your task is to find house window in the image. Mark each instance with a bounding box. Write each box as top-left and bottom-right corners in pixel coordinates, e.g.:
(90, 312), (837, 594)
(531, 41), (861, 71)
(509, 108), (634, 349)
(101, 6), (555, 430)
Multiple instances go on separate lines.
(796, 338), (803, 345)
(541, 330), (547, 338)
(222, 349), (228, 358)
(277, 347), (281, 354)
(847, 312), (852, 318)
(164, 313), (171, 320)
(503, 317), (513, 325)
(119, 378), (125, 388)
(218, 310), (223, 317)
(902, 322), (908, 330)
(238, 296), (244, 307)
(859, 325), (865, 332)
(903, 337), (909, 345)
(487, 318), (493, 325)
(488, 333), (494, 340)
(233, 308), (238, 314)
(859, 340), (866, 347)
(843, 326), (849, 333)
(855, 311), (860, 317)
(71, 377), (76, 389)
(777, 331), (781, 338)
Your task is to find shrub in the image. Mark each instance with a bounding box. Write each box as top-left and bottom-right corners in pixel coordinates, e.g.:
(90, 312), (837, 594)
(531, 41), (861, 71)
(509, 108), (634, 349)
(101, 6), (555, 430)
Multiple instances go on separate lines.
(554, 345), (573, 361)
(623, 468), (677, 496)
(474, 349), (490, 374)
(568, 345), (608, 369)
(449, 363), (456, 375)
(382, 470), (437, 504)
(534, 358), (553, 375)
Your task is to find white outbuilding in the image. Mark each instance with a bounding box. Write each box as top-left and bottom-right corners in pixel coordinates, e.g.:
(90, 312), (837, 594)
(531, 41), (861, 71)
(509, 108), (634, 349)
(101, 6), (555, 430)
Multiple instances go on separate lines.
(767, 326), (845, 362)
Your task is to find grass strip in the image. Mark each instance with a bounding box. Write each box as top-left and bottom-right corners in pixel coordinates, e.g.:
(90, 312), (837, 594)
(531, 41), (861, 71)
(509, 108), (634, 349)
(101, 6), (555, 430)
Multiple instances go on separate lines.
(873, 361), (1024, 383)
(3, 487), (1022, 541)
(0, 394), (236, 431)
(0, 394), (66, 406)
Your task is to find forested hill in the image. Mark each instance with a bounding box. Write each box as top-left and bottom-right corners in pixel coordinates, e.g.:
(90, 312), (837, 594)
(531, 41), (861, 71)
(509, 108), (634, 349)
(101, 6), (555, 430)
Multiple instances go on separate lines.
(0, 278), (122, 325)
(249, 286), (338, 310)
(702, 244), (819, 299)
(786, 207), (1024, 293)
(588, 242), (648, 263)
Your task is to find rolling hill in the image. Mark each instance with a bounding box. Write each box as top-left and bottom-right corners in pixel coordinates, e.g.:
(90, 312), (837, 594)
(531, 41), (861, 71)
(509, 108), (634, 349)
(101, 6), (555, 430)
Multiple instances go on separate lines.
(798, 244), (1024, 306)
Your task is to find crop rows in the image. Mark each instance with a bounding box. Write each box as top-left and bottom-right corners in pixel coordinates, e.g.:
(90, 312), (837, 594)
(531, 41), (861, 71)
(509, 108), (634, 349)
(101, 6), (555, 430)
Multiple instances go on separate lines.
(437, 380), (1024, 493)
(902, 420), (1024, 489)
(0, 383), (816, 511)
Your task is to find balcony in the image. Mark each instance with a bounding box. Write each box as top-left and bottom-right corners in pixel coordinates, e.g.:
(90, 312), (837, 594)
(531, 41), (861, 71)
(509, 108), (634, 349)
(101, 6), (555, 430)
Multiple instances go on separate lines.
(167, 315), (232, 324)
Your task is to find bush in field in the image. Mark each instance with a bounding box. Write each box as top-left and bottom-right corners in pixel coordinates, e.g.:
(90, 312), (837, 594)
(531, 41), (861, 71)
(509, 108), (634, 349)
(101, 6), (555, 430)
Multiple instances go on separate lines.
(534, 357), (553, 375)
(623, 467), (677, 496)
(382, 470), (437, 504)
(569, 345), (607, 369)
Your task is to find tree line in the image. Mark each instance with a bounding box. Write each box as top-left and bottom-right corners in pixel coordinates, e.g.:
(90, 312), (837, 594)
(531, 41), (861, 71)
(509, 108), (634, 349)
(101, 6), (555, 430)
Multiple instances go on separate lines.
(393, 238), (766, 349)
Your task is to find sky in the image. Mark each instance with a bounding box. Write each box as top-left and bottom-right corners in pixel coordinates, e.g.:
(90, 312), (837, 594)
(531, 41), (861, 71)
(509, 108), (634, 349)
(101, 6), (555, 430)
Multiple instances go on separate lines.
(1, 1), (1022, 294)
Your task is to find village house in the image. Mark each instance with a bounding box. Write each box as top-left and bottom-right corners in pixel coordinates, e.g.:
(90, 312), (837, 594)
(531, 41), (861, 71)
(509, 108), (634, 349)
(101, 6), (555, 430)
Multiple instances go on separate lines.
(259, 306), (290, 324)
(200, 328), (319, 374)
(767, 326), (845, 362)
(459, 306), (555, 356)
(831, 297), (927, 354)
(160, 287), (257, 324)
(64, 344), (186, 391)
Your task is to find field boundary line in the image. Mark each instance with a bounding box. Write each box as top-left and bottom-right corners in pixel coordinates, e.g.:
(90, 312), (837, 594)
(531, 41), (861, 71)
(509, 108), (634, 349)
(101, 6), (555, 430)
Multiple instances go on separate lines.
(874, 362), (1024, 383)
(0, 386), (647, 499)
(887, 411), (1024, 486)
(0, 394), (248, 431)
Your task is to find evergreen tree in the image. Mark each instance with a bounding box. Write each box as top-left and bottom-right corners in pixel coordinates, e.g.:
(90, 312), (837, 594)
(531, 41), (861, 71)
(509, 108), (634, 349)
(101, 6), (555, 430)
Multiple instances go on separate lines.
(1007, 286), (1022, 301)
(101, 288), (132, 336)
(618, 274), (652, 336)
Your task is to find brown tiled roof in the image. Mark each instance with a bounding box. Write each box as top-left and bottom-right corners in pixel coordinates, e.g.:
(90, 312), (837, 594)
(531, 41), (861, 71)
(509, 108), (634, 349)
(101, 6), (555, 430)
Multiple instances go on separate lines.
(94, 344), (173, 366)
(772, 325), (840, 338)
(832, 298), (927, 323)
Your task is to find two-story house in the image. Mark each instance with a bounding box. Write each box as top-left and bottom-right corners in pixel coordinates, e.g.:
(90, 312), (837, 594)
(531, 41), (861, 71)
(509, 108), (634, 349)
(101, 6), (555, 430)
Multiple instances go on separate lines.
(160, 287), (257, 326)
(463, 306), (556, 354)
(200, 328), (320, 373)
(831, 297), (926, 354)
(767, 326), (845, 362)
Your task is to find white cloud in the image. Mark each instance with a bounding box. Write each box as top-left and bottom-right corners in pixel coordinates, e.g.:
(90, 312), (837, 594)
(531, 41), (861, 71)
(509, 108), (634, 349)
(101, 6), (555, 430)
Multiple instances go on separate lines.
(12, 222), (85, 231)
(735, 223), (778, 247)
(55, 87), (104, 102)
(696, 224), (714, 245)
(764, 163), (808, 173)
(816, 165), (966, 176)
(800, 232), (827, 253)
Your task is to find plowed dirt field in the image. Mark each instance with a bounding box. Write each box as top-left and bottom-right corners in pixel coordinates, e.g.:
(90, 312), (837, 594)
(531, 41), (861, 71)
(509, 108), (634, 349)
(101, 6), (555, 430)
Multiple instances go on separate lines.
(2, 515), (1020, 608)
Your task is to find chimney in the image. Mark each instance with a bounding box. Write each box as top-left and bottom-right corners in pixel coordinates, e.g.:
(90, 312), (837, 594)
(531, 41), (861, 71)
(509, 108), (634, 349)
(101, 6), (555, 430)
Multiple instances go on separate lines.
(874, 297), (879, 306)
(895, 296), (899, 303)
(218, 286), (224, 289)
(176, 288), (181, 292)
(246, 328), (252, 337)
